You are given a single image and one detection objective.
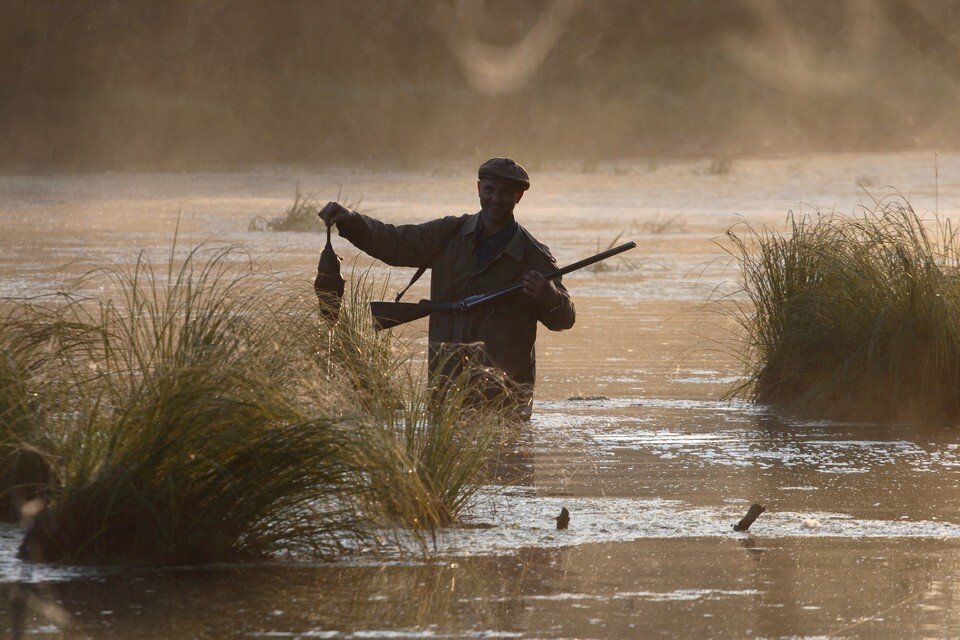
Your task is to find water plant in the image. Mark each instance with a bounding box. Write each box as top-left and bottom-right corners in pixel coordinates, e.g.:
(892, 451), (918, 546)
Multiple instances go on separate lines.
(8, 246), (361, 563)
(4, 242), (508, 564)
(355, 366), (513, 535)
(0, 318), (53, 522)
(638, 213), (684, 234)
(318, 269), (410, 409)
(724, 193), (960, 421)
(709, 156), (734, 175)
(249, 185), (363, 233)
(248, 184), (322, 232)
(315, 270), (515, 534)
(587, 231), (637, 272)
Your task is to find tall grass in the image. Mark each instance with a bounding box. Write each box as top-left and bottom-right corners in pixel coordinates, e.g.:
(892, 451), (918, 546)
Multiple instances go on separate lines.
(356, 367), (512, 534)
(0, 317), (54, 522)
(248, 185), (363, 233)
(318, 270), (409, 410)
(8, 246), (363, 563)
(248, 184), (321, 232)
(725, 194), (960, 421)
(587, 231), (637, 272)
(4, 243), (508, 564)
(316, 271), (515, 534)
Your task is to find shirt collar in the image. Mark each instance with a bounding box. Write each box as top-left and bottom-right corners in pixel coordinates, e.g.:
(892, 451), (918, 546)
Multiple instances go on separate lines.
(474, 217), (515, 242)
(462, 212), (525, 261)
(460, 213), (526, 261)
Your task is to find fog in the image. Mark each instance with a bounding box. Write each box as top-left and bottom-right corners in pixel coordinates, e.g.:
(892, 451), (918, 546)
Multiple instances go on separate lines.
(3, 0), (960, 171)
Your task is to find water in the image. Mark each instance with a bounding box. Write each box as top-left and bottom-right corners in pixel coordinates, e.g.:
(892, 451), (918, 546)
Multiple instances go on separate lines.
(3, 153), (960, 637)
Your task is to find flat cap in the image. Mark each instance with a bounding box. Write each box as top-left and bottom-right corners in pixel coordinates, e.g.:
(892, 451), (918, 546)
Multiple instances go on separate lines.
(478, 157), (530, 191)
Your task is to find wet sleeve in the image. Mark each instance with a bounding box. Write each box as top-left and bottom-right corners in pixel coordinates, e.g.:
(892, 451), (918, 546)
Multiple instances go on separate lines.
(537, 276), (576, 331)
(336, 213), (463, 268)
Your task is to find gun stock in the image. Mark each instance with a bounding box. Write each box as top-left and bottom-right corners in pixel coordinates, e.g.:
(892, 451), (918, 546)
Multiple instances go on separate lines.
(370, 300), (461, 331)
(370, 300), (431, 331)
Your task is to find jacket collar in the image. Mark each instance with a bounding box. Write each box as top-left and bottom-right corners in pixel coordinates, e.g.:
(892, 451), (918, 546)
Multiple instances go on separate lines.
(460, 212), (480, 236)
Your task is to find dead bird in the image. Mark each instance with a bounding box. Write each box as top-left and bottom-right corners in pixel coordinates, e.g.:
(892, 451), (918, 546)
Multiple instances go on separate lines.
(314, 221), (345, 321)
(733, 504), (766, 532)
(555, 507), (570, 530)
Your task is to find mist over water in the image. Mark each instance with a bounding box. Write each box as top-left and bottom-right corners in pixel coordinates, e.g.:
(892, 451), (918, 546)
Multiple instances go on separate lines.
(3, 0), (960, 171)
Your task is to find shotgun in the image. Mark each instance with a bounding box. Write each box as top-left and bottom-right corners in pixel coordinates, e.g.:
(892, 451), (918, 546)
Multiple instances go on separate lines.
(370, 241), (637, 331)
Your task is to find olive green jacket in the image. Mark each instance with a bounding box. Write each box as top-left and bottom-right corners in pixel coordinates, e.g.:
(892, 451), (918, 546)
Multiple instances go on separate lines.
(338, 211), (576, 390)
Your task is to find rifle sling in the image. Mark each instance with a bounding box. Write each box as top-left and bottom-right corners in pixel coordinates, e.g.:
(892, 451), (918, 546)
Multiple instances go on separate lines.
(394, 266), (427, 303)
(394, 218), (469, 303)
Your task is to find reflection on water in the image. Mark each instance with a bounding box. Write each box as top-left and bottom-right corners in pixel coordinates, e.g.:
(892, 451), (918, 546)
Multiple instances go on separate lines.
(6, 389), (960, 637)
(4, 538), (960, 638)
(3, 154), (960, 637)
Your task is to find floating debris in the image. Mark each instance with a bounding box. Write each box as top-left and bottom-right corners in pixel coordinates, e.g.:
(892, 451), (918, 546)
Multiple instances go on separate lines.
(556, 507), (570, 530)
(802, 518), (823, 529)
(733, 504), (766, 532)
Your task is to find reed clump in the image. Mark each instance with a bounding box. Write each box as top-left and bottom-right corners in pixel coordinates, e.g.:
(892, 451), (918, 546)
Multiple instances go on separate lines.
(248, 184), (321, 232)
(587, 231), (637, 272)
(309, 271), (515, 535)
(725, 194), (960, 422)
(0, 320), (54, 522)
(3, 244), (509, 565)
(248, 186), (363, 234)
(356, 367), (513, 534)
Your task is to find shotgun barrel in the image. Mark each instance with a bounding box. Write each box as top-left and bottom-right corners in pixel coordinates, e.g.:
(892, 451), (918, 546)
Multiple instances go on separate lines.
(370, 241), (636, 331)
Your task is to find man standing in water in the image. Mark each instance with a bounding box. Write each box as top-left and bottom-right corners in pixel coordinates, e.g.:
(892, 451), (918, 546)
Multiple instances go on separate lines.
(318, 157), (575, 418)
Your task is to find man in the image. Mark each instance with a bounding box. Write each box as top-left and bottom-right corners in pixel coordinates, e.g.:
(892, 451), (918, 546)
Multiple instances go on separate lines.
(318, 157), (575, 417)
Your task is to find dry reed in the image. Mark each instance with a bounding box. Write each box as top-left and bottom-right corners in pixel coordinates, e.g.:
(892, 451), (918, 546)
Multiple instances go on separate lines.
(2, 242), (509, 564)
(724, 193), (960, 422)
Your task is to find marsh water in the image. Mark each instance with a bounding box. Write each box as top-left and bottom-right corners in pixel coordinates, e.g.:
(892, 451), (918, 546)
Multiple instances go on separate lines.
(4, 153), (960, 638)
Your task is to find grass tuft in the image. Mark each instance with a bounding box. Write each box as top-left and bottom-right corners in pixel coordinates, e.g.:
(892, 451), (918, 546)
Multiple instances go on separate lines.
(356, 367), (513, 536)
(708, 156), (734, 175)
(4, 244), (508, 564)
(249, 185), (362, 233)
(248, 184), (321, 233)
(0, 320), (54, 522)
(638, 213), (684, 235)
(587, 232), (637, 272)
(723, 193), (960, 422)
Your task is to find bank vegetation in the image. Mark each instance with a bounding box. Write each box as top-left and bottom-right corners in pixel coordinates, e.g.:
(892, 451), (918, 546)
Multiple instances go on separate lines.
(725, 194), (960, 422)
(0, 243), (510, 565)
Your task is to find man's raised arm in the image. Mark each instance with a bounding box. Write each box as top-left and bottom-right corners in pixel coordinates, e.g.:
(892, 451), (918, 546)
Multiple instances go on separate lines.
(319, 202), (464, 269)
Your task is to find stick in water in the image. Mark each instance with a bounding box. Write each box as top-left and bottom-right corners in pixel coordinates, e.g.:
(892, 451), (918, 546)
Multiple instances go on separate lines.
(733, 504), (766, 532)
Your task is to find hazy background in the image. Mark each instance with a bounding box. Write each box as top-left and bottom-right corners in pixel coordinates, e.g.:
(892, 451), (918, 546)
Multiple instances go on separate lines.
(3, 0), (960, 172)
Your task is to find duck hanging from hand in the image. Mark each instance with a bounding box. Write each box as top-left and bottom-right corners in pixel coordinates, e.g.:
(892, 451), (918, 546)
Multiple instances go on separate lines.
(314, 221), (345, 322)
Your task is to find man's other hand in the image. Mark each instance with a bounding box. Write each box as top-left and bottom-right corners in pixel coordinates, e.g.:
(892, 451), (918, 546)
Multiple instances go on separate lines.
(318, 202), (356, 228)
(522, 271), (561, 308)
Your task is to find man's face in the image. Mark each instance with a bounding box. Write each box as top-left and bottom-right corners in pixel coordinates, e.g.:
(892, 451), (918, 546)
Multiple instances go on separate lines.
(478, 178), (523, 225)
